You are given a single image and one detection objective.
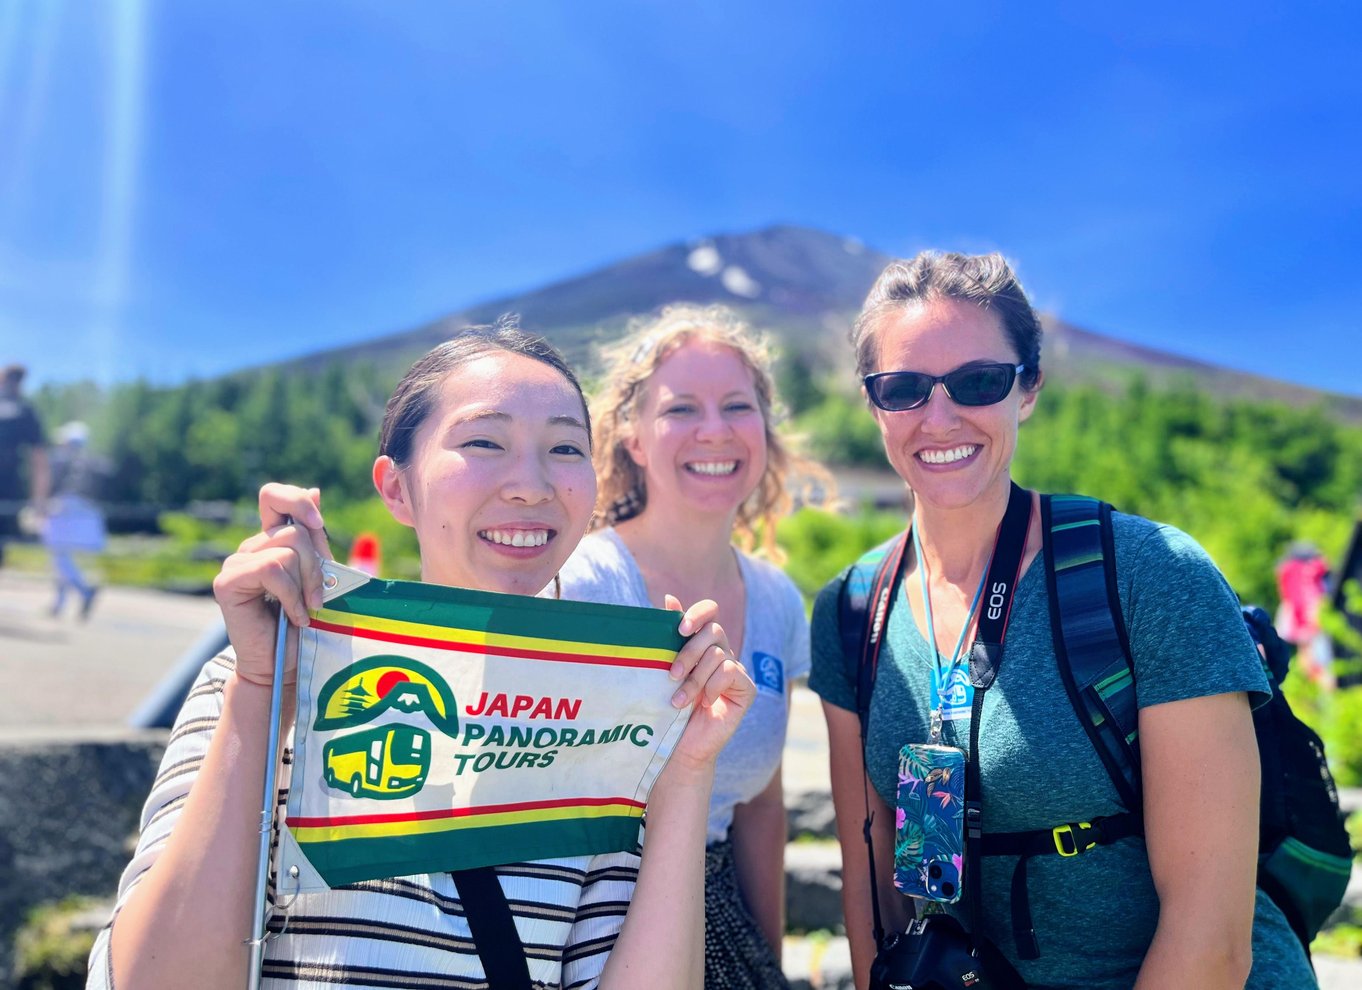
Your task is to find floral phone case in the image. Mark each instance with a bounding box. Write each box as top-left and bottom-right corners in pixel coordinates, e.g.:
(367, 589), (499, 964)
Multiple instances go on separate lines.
(894, 742), (967, 902)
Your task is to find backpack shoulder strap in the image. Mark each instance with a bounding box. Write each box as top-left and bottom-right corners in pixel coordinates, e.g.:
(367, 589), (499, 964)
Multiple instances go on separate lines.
(1042, 493), (1143, 812)
(836, 531), (909, 952)
(836, 532), (909, 740)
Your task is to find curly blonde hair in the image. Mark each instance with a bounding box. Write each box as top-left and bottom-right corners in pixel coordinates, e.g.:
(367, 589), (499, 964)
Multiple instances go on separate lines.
(590, 304), (830, 561)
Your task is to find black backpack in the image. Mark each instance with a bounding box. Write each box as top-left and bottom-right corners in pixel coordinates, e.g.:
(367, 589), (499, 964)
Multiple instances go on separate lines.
(838, 493), (1352, 956)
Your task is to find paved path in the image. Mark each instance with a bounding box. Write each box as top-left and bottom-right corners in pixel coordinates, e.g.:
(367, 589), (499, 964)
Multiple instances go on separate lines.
(784, 675), (832, 796)
(0, 571), (222, 736)
(0, 570), (841, 752)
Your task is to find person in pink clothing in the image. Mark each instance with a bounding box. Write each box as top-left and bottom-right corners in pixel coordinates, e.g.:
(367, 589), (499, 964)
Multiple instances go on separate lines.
(1275, 541), (1333, 687)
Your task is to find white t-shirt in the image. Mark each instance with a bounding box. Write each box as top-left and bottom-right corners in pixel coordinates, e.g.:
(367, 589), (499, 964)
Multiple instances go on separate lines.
(559, 528), (810, 844)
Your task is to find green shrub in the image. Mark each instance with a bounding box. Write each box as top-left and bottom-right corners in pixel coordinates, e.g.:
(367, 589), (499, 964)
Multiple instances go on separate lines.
(1313, 921), (1362, 958)
(1281, 586), (1362, 789)
(321, 496), (422, 580)
(792, 393), (886, 467)
(777, 506), (903, 603)
(1280, 674), (1362, 788)
(1321, 580), (1362, 659)
(13, 898), (102, 990)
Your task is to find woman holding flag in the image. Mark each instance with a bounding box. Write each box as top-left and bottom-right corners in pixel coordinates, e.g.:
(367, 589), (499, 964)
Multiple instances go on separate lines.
(88, 317), (755, 990)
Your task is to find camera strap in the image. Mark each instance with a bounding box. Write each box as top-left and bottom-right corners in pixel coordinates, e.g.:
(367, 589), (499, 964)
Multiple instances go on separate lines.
(856, 483), (1032, 949)
(963, 483), (1032, 940)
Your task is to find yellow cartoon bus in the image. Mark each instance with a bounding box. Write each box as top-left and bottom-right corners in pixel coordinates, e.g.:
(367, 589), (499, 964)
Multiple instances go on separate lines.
(324, 724), (431, 799)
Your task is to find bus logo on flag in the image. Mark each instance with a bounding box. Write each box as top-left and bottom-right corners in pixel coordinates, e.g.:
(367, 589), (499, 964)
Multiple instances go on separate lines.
(314, 656), (460, 800)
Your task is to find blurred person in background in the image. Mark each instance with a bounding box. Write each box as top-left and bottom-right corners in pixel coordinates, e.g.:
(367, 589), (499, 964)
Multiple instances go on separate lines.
(346, 530), (383, 576)
(561, 305), (830, 989)
(0, 363), (49, 569)
(43, 421), (109, 619)
(1275, 541), (1333, 688)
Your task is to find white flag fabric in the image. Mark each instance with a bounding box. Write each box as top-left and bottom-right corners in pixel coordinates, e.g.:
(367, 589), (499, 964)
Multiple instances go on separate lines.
(277, 563), (690, 891)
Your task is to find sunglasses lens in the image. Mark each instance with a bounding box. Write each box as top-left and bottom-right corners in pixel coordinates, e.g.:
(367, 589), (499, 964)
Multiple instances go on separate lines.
(947, 365), (1015, 405)
(872, 373), (933, 410)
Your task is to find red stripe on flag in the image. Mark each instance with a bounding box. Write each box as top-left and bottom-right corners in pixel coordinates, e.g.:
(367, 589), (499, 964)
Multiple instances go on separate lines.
(310, 618), (673, 670)
(287, 794), (647, 829)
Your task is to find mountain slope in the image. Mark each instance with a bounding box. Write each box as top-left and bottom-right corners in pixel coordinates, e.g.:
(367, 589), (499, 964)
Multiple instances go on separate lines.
(279, 224), (1362, 419)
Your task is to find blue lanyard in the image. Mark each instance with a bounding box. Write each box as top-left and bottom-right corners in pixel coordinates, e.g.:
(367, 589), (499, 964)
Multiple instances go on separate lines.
(913, 523), (991, 743)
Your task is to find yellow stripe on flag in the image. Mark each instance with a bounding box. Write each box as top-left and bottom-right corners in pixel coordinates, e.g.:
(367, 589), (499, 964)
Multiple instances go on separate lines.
(312, 607), (677, 664)
(290, 801), (645, 843)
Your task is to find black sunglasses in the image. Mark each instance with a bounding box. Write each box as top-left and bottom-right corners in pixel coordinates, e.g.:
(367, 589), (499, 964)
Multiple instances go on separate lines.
(863, 363), (1027, 412)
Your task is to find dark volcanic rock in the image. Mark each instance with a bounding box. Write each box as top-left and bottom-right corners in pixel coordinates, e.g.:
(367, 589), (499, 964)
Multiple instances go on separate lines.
(0, 733), (165, 982)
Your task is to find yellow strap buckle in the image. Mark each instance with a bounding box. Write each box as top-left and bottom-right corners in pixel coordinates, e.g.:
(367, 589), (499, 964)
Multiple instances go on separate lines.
(1052, 821), (1097, 857)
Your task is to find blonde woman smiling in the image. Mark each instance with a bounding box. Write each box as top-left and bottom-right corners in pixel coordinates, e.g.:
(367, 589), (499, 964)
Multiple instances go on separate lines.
(561, 305), (828, 990)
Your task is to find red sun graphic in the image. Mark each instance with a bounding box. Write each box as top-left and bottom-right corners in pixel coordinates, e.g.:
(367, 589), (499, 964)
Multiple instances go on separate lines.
(375, 670), (412, 699)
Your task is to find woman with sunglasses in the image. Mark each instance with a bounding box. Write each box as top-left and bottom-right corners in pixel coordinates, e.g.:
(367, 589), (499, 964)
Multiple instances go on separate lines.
(808, 253), (1313, 988)
(88, 318), (755, 990)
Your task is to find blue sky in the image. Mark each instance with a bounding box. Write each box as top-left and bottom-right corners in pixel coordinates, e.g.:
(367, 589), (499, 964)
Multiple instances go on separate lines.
(1, 1), (1359, 394)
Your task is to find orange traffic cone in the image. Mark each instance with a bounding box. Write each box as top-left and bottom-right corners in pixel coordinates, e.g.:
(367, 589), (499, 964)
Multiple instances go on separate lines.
(348, 532), (382, 577)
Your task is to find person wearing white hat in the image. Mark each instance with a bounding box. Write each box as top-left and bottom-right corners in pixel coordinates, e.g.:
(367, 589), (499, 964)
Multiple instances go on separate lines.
(43, 420), (108, 619)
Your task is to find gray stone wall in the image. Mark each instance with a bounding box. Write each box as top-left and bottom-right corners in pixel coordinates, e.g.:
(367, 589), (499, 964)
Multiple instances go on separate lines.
(0, 732), (166, 985)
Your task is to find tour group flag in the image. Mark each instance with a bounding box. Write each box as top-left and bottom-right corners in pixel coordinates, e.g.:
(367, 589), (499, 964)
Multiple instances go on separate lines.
(277, 562), (690, 891)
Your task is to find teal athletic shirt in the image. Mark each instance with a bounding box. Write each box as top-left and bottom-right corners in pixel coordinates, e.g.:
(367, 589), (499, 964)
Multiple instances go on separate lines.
(809, 511), (1316, 989)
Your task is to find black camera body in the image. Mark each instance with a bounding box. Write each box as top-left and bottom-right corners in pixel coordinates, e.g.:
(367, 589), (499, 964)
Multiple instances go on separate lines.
(868, 913), (989, 990)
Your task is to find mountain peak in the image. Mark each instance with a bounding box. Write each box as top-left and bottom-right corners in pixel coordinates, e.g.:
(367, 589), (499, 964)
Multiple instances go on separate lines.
(277, 224), (1360, 419)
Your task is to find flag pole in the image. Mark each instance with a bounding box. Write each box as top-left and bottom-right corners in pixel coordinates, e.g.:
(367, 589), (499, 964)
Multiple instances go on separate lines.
(247, 604), (292, 990)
